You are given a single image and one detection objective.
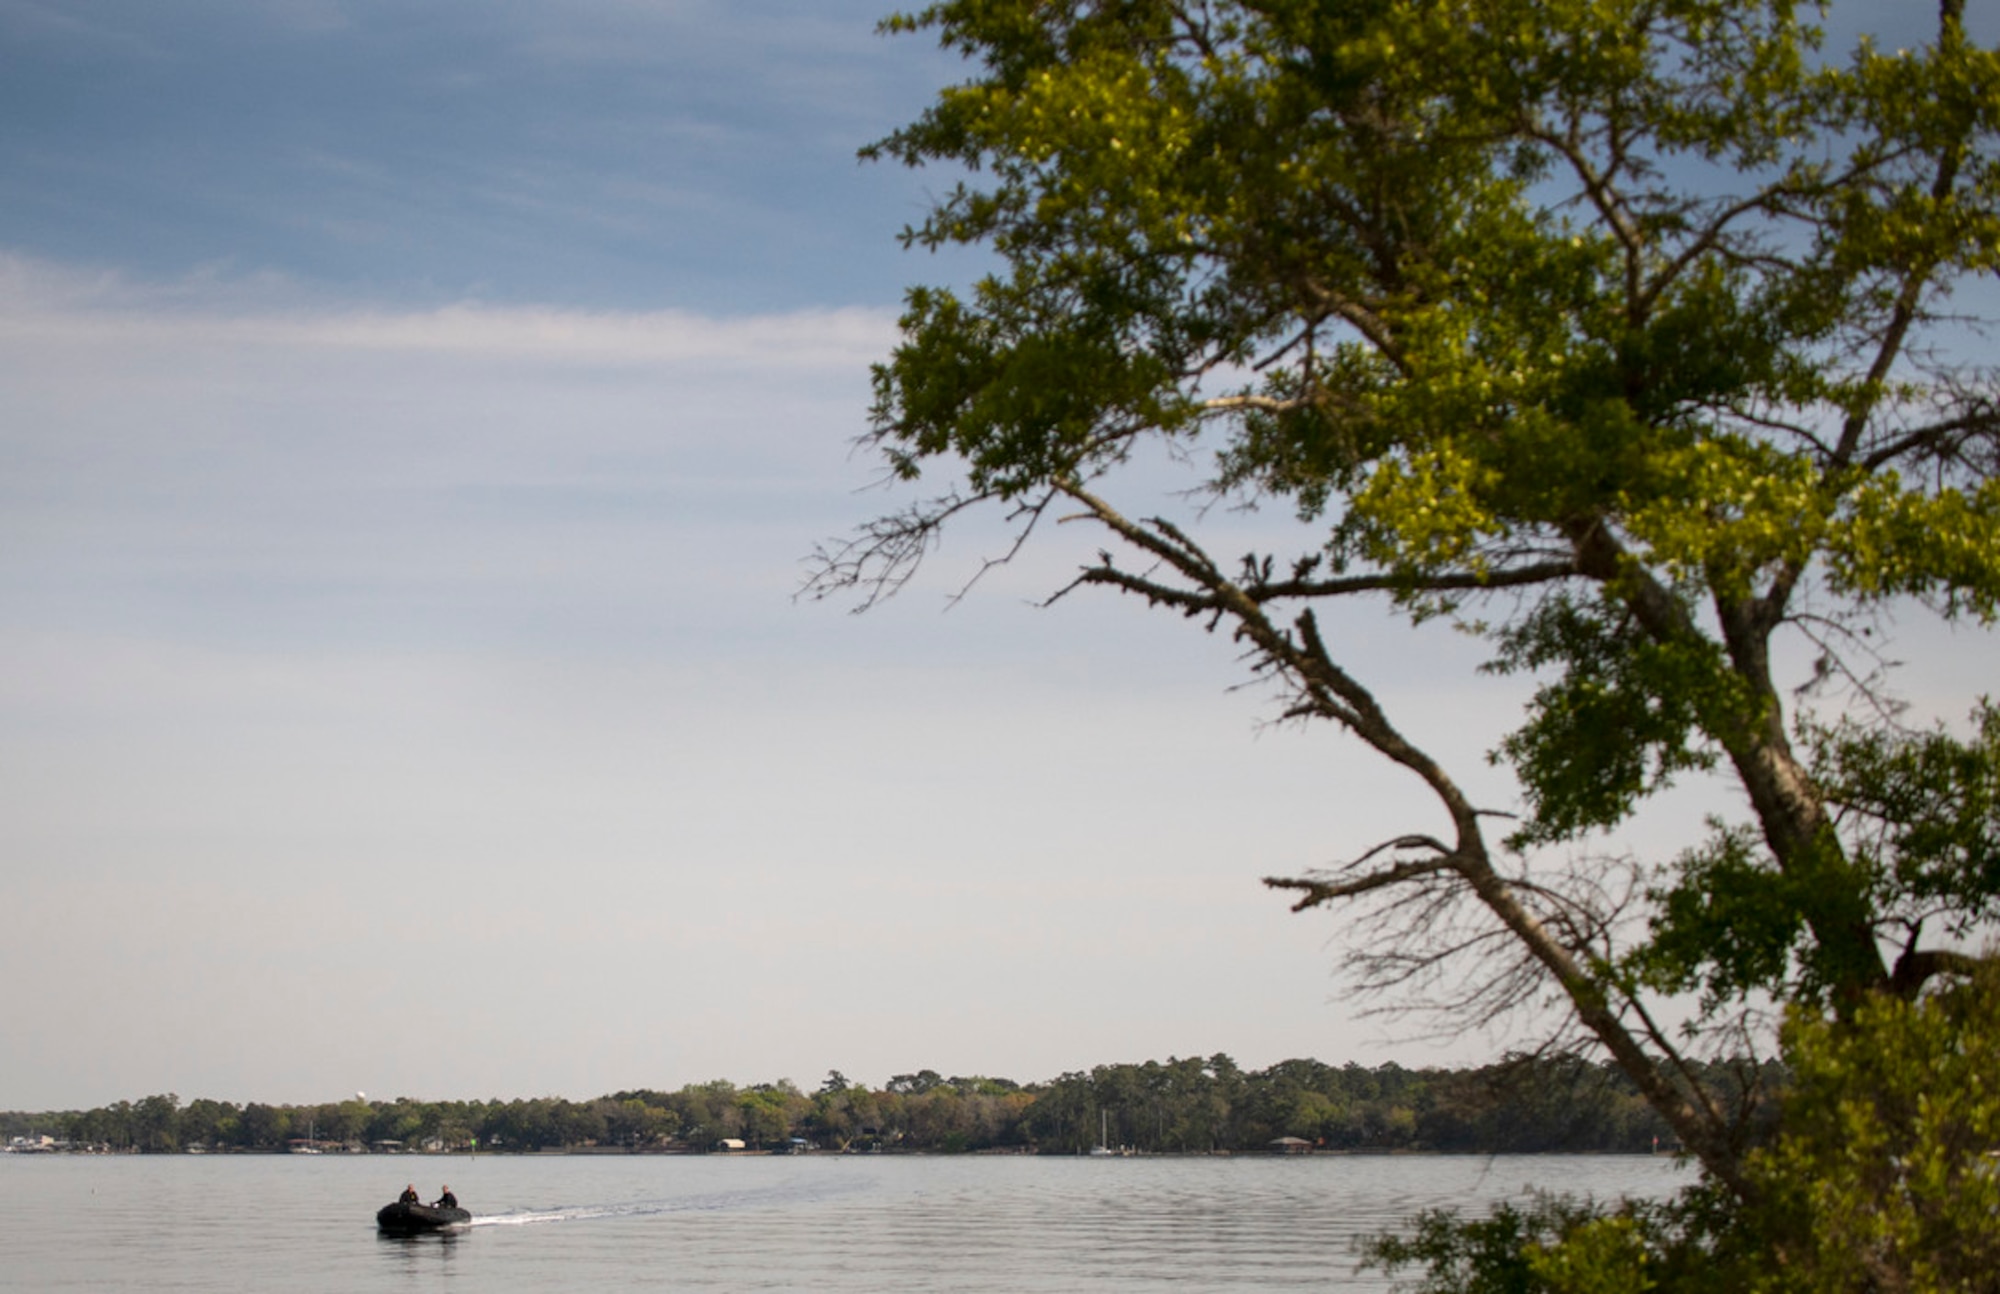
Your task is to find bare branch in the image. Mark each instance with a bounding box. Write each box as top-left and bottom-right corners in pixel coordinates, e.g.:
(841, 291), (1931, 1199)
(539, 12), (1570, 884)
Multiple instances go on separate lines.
(1265, 848), (1458, 911)
(1860, 398), (2000, 474)
(800, 487), (1057, 612)
(1891, 946), (1994, 997)
(1245, 559), (1578, 604)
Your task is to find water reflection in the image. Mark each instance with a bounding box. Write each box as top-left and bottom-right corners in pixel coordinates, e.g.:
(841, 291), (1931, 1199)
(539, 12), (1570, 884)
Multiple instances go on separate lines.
(376, 1225), (461, 1280)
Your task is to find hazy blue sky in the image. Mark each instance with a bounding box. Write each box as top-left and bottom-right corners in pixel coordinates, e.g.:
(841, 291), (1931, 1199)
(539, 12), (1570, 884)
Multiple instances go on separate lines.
(2, 1), (1992, 1113)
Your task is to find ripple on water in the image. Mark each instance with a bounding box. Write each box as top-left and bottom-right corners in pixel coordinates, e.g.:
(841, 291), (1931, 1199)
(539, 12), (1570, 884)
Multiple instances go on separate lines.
(1, 1152), (1687, 1292)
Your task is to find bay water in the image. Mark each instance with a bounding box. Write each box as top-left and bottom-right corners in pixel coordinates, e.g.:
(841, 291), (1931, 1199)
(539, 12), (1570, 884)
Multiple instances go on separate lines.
(2, 1152), (1684, 1291)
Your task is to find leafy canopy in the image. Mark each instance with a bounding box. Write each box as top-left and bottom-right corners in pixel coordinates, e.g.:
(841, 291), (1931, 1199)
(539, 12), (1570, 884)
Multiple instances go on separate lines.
(824, 0), (2000, 1218)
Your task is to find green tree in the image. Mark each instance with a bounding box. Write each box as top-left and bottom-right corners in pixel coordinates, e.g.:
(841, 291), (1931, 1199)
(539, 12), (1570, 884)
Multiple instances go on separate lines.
(737, 1082), (809, 1147)
(371, 1098), (427, 1148)
(316, 1097), (373, 1147)
(1739, 967), (2000, 1292)
(239, 1102), (289, 1150)
(68, 1100), (127, 1150)
(1368, 973), (2000, 1291)
(1023, 1070), (1098, 1151)
(808, 1081), (884, 1149)
(131, 1093), (180, 1153)
(671, 1080), (743, 1145)
(178, 1098), (240, 1149)
(603, 1096), (678, 1148)
(486, 1098), (557, 1150)
(815, 0), (2000, 1237)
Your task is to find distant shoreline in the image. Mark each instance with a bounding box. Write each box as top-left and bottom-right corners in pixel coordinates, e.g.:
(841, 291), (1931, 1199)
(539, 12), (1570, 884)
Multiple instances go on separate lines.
(3, 1053), (1717, 1159)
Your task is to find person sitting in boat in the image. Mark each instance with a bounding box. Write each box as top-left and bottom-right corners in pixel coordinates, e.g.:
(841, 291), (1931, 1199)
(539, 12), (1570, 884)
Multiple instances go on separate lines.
(398, 1184), (420, 1204)
(434, 1186), (458, 1209)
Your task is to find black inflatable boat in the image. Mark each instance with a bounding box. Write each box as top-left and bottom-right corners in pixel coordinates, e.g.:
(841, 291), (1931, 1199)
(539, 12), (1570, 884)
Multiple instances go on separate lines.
(376, 1201), (471, 1234)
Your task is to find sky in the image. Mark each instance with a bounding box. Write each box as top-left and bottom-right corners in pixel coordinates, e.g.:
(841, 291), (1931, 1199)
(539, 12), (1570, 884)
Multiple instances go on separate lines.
(2, 1), (1993, 1113)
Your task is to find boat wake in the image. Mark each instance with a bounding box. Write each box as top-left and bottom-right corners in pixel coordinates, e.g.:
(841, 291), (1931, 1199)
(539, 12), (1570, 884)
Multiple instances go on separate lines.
(469, 1178), (867, 1229)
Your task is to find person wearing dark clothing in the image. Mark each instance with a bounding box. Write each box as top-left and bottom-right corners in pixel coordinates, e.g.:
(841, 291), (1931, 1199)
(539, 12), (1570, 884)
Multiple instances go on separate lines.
(435, 1187), (458, 1209)
(399, 1185), (420, 1204)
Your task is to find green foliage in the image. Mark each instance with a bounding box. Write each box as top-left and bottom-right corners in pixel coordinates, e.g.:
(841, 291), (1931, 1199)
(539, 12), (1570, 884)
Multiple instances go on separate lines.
(1485, 594), (1729, 846)
(1367, 974), (2000, 1294)
(1812, 701), (2000, 937)
(840, 0), (2000, 1053)
(865, 0), (2000, 608)
(1361, 1196), (1588, 1294)
(1525, 1215), (1664, 1294)
(6, 1052), (1691, 1156)
(1634, 823), (1810, 1009)
(1357, 1193), (1722, 1294)
(826, 0), (2000, 1281)
(1740, 970), (2000, 1293)
(1635, 706), (2000, 1010)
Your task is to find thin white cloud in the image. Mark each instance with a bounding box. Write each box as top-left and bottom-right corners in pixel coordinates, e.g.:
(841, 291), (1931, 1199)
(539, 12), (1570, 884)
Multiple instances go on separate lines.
(0, 0), (162, 53)
(0, 254), (896, 369)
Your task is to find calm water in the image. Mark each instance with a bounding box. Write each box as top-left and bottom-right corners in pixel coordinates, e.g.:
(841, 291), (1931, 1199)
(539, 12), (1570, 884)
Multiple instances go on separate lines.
(1, 1152), (1684, 1291)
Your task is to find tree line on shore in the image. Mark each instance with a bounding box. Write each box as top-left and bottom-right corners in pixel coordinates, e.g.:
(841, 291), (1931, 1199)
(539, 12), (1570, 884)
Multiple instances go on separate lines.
(4, 1051), (1770, 1155)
